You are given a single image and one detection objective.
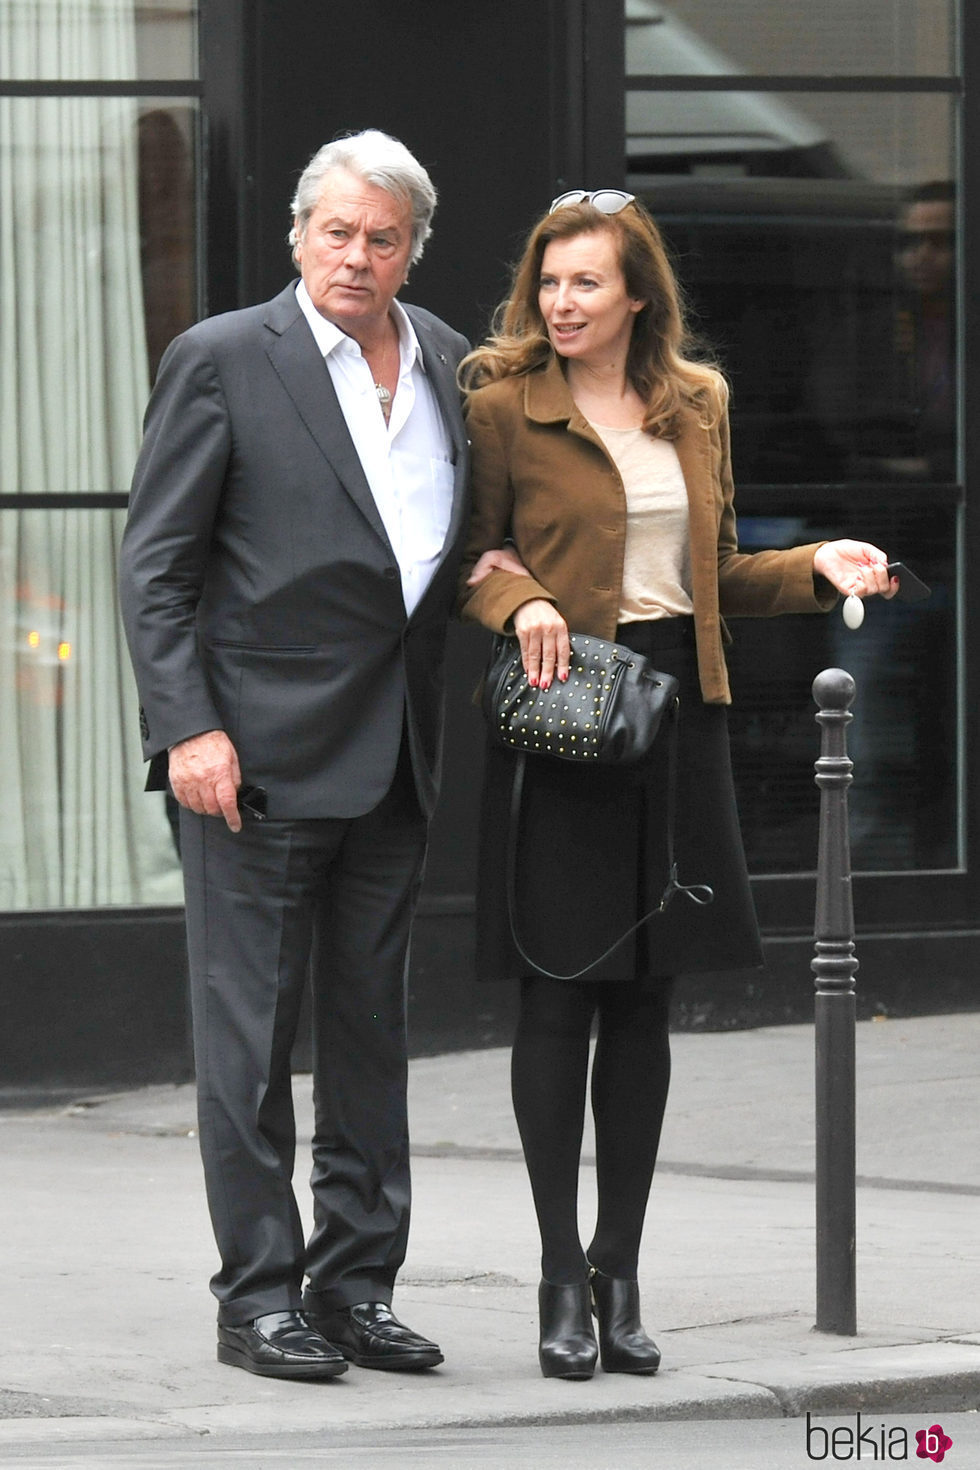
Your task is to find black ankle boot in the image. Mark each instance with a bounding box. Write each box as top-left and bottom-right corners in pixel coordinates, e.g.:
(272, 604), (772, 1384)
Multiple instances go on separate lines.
(537, 1279), (598, 1380)
(588, 1265), (661, 1374)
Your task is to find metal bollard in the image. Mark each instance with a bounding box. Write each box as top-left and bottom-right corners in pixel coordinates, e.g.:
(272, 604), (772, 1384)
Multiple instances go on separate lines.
(811, 668), (858, 1335)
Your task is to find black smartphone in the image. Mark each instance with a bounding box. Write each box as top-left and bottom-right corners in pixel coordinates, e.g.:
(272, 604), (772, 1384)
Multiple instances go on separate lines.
(237, 784), (268, 820)
(886, 562), (931, 603)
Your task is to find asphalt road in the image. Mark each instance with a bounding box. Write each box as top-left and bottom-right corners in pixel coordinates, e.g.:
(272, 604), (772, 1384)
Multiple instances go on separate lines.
(1, 1414), (977, 1468)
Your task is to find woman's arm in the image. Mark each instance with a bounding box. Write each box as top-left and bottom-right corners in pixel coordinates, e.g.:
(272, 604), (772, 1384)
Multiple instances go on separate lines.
(456, 392), (570, 686)
(711, 401), (895, 613)
(456, 391), (557, 630)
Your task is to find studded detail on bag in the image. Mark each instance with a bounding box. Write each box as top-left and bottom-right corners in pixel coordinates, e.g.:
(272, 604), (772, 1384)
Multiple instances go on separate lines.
(483, 633), (678, 767)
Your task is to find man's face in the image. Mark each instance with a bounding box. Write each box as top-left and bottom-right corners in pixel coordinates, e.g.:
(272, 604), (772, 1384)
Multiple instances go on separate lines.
(897, 199), (954, 299)
(293, 167), (414, 343)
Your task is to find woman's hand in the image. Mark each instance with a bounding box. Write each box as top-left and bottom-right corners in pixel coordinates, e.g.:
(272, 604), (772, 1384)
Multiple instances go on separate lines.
(467, 545), (531, 586)
(812, 541), (898, 600)
(512, 598), (571, 691)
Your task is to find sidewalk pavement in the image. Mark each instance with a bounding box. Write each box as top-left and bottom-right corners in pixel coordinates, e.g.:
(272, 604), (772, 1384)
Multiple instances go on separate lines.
(0, 1012), (978, 1451)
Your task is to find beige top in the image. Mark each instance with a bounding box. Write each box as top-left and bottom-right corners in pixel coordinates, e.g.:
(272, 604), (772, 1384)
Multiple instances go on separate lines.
(590, 422), (694, 623)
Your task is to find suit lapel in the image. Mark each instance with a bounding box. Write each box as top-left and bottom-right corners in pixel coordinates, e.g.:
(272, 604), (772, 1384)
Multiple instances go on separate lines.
(260, 288), (469, 609)
(404, 306), (471, 607)
(406, 308), (468, 466)
(262, 285), (395, 552)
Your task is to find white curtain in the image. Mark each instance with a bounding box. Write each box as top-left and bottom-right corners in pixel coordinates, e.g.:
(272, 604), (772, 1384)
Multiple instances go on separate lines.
(0, 1), (183, 907)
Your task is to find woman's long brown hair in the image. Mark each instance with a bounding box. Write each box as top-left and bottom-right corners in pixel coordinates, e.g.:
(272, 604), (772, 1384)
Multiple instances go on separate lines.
(459, 198), (725, 437)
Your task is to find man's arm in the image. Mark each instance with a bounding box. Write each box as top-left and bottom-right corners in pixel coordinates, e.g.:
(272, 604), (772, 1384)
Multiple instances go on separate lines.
(119, 329), (244, 829)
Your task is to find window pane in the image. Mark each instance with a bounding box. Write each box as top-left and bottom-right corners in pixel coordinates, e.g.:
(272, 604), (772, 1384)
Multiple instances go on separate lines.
(0, 93), (197, 908)
(0, 0), (197, 82)
(627, 0), (956, 79)
(628, 85), (954, 182)
(623, 6), (962, 882)
(1, 97), (198, 494)
(629, 93), (956, 486)
(1, 509), (183, 909)
(135, 0), (198, 80)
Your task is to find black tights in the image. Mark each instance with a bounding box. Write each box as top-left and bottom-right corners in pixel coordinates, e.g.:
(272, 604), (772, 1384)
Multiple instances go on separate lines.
(510, 973), (674, 1286)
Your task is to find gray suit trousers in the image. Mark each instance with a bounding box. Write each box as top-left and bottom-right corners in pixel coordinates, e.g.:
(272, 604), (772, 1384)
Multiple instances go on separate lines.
(179, 744), (428, 1325)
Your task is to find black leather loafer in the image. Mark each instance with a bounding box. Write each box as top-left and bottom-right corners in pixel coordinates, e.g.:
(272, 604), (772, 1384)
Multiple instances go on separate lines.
(216, 1310), (348, 1379)
(306, 1302), (444, 1371)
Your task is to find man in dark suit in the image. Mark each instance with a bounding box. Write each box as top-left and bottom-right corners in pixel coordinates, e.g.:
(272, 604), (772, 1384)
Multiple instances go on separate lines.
(119, 130), (469, 1378)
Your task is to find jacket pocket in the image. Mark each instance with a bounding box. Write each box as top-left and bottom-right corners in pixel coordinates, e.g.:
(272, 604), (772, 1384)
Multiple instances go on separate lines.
(208, 640), (318, 654)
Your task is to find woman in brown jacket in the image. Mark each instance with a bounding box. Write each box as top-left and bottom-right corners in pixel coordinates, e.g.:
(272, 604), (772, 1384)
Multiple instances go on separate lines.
(458, 191), (894, 1381)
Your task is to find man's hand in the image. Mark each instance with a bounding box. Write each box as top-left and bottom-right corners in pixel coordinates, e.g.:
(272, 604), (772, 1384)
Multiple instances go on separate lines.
(168, 729), (243, 833)
(512, 598), (571, 691)
(466, 545), (532, 585)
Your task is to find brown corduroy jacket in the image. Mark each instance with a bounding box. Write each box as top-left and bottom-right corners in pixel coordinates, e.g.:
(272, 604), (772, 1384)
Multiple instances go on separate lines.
(457, 354), (837, 704)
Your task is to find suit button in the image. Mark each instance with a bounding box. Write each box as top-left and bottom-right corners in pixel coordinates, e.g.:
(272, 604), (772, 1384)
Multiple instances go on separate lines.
(383, 566), (399, 580)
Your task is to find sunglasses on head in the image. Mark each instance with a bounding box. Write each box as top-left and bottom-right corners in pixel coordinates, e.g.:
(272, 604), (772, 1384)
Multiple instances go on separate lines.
(549, 189), (636, 215)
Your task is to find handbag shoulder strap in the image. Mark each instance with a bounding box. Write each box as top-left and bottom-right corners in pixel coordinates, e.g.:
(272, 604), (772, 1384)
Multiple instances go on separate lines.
(503, 703), (712, 982)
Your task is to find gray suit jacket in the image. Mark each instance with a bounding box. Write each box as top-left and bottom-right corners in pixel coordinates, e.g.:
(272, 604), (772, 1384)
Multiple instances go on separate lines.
(119, 282), (471, 821)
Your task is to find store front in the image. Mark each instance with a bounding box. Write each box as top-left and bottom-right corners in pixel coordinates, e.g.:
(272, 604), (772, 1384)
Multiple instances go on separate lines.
(1, 0), (976, 1088)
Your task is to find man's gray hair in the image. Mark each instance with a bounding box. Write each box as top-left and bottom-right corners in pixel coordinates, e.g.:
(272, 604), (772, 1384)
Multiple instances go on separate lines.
(288, 129), (437, 266)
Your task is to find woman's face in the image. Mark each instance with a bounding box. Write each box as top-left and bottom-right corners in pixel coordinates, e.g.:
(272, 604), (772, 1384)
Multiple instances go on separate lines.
(538, 230), (646, 369)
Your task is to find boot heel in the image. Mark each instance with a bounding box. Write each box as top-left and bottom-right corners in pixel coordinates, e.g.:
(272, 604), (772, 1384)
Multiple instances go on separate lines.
(537, 1280), (598, 1380)
(589, 1265), (661, 1375)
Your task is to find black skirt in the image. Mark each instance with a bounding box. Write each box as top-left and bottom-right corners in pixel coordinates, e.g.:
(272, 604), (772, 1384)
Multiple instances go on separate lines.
(475, 617), (763, 983)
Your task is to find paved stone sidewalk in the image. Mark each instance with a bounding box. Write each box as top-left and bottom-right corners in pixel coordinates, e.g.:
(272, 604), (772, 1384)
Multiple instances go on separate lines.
(0, 1014), (976, 1447)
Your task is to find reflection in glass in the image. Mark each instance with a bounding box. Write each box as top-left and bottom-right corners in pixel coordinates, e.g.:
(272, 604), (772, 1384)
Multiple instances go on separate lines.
(627, 0), (955, 79)
(623, 1), (961, 878)
(627, 90), (956, 487)
(137, 104), (198, 374)
(628, 83), (953, 184)
(807, 182), (955, 485)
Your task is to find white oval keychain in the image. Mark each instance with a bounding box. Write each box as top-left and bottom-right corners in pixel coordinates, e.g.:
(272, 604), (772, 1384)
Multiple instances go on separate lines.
(842, 593), (865, 630)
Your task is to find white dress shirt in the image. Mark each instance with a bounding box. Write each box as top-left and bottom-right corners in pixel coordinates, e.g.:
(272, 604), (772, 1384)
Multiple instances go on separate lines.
(295, 280), (454, 617)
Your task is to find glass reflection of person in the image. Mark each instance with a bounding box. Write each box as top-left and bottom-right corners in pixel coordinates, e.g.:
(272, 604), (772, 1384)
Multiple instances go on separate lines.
(809, 181), (955, 484)
(886, 180), (955, 481)
(825, 185), (956, 867)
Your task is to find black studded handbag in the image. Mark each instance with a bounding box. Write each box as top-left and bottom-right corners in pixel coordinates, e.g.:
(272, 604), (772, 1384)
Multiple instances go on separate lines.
(482, 632), (712, 981)
(482, 631), (678, 767)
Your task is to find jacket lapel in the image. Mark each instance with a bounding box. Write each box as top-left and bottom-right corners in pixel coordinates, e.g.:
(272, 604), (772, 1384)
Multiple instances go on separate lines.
(406, 307), (468, 467)
(404, 307), (471, 611)
(672, 406), (721, 629)
(261, 284), (395, 553)
(672, 407), (715, 546)
(527, 352), (720, 605)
